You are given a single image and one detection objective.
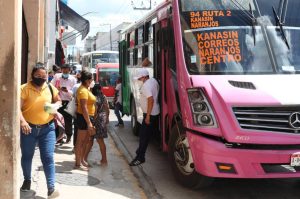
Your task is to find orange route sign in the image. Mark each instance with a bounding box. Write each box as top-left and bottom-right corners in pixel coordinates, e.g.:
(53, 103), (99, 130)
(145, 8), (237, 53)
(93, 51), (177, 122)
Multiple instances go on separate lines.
(196, 31), (242, 64)
(190, 10), (232, 29)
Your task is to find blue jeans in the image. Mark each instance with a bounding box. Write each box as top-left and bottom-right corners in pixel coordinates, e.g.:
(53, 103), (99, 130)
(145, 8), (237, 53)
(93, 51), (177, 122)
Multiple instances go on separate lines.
(114, 102), (123, 124)
(21, 122), (56, 190)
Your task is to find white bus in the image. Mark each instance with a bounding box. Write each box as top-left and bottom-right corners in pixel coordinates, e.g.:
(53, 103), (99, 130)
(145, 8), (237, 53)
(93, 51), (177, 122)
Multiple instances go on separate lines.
(81, 50), (119, 73)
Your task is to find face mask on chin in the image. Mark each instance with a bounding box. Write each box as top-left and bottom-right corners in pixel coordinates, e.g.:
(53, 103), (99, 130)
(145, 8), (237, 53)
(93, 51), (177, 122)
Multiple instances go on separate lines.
(32, 77), (46, 86)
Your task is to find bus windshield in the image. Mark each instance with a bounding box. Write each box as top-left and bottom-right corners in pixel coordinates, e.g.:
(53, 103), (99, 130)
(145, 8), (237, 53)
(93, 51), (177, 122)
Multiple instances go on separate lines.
(179, 0), (300, 75)
(92, 53), (119, 68)
(98, 68), (119, 87)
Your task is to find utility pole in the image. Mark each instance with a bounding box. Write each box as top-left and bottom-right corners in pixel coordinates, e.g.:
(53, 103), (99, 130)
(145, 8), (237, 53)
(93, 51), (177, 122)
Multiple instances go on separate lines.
(109, 24), (112, 51)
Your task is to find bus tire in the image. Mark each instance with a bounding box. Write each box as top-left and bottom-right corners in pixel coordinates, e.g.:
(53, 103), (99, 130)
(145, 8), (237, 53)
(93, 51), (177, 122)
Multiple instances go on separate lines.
(168, 122), (213, 189)
(131, 98), (139, 136)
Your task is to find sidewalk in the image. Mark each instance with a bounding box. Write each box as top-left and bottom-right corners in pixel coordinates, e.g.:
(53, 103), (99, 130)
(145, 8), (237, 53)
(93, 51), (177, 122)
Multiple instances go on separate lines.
(20, 122), (147, 199)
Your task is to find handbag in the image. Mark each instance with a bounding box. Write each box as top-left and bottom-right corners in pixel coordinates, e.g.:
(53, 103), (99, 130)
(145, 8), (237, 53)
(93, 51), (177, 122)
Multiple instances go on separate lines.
(65, 97), (77, 118)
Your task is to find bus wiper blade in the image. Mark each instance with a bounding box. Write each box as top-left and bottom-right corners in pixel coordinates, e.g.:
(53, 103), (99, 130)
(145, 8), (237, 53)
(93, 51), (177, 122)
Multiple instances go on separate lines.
(272, 6), (290, 49)
(229, 0), (257, 45)
(229, 0), (255, 21)
(249, 3), (256, 45)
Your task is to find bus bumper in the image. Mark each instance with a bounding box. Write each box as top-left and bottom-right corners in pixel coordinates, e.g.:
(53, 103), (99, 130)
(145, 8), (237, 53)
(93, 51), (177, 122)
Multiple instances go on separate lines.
(187, 131), (300, 178)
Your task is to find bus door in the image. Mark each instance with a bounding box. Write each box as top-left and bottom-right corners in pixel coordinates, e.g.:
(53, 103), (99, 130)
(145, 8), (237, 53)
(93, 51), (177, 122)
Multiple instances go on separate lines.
(119, 40), (130, 115)
(154, 18), (174, 151)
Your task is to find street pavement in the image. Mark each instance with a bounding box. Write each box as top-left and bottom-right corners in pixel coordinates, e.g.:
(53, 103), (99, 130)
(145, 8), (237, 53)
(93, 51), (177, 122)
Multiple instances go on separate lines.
(110, 115), (300, 199)
(19, 112), (300, 199)
(20, 113), (147, 199)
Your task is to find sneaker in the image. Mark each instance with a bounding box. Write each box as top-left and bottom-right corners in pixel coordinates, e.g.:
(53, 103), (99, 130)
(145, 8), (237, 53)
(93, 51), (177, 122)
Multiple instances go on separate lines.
(65, 136), (71, 144)
(47, 188), (60, 199)
(20, 180), (31, 192)
(129, 159), (145, 166)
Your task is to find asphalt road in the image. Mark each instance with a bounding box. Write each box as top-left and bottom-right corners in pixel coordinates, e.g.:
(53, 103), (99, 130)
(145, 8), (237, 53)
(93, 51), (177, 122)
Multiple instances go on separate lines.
(109, 114), (300, 199)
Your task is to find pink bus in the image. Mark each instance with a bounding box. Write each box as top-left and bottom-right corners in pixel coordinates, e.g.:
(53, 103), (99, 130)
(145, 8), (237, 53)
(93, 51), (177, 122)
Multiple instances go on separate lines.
(119, 0), (300, 188)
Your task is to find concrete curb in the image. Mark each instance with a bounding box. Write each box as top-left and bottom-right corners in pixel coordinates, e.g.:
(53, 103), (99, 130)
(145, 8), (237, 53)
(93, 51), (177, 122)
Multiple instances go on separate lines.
(108, 125), (163, 199)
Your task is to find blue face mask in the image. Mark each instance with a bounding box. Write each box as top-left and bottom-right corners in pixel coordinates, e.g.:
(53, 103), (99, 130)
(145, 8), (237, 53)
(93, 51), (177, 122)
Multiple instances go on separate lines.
(48, 76), (53, 82)
(62, 73), (69, 79)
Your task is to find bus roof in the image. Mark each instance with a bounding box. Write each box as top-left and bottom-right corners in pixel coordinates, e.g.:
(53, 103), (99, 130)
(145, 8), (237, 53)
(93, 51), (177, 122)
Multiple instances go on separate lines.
(82, 50), (118, 56)
(96, 63), (119, 69)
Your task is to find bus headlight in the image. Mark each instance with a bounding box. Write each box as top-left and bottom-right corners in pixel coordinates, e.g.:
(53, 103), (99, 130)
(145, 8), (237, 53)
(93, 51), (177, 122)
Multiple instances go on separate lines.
(188, 89), (217, 127)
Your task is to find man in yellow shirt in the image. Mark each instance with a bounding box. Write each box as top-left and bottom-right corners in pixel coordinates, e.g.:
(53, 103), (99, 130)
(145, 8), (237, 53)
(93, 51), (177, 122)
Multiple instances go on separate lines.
(20, 63), (61, 198)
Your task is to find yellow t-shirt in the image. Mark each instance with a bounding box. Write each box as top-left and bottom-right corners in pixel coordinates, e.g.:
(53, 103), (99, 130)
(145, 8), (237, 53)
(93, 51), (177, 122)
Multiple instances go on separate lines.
(21, 82), (59, 125)
(76, 85), (96, 116)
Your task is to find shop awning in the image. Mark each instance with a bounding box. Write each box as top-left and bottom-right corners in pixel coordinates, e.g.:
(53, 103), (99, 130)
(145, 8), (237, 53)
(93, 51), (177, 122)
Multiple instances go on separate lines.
(59, 1), (90, 39)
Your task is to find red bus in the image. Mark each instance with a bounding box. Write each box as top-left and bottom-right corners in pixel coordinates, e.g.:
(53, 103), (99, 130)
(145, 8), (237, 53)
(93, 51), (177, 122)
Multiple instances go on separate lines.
(95, 63), (119, 106)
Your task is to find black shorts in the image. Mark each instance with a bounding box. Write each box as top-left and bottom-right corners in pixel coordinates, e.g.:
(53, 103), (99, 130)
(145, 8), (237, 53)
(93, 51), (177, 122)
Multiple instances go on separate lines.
(76, 113), (94, 130)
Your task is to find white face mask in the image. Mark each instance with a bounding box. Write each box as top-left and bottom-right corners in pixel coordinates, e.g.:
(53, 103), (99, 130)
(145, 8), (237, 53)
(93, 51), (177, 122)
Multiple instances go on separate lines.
(90, 80), (95, 88)
(137, 79), (143, 89)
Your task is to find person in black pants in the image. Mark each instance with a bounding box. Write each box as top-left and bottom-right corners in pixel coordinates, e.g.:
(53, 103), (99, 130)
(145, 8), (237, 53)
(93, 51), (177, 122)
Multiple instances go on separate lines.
(51, 64), (77, 144)
(114, 77), (124, 126)
(129, 67), (160, 166)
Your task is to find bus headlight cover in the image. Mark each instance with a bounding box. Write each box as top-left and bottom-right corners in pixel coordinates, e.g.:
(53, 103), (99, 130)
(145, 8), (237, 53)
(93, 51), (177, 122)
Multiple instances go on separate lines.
(188, 89), (217, 127)
(193, 102), (207, 112)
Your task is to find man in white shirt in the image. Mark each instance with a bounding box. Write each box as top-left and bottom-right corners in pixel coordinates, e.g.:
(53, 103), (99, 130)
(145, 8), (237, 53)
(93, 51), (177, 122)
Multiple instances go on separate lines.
(114, 77), (124, 126)
(129, 68), (160, 166)
(51, 64), (77, 143)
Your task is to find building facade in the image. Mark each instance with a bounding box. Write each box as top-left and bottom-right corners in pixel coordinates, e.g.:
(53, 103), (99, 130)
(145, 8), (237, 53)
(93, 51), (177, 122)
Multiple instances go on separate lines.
(95, 22), (131, 51)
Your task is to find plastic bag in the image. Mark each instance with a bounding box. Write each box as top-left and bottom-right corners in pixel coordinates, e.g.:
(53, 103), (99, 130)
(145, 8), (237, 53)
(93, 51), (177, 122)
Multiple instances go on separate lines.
(65, 97), (77, 118)
(44, 102), (61, 114)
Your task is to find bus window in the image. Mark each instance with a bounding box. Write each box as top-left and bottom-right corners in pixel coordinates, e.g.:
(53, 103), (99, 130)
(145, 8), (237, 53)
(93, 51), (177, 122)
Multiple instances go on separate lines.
(129, 50), (134, 66)
(98, 68), (119, 87)
(138, 47), (143, 65)
(179, 0), (300, 75)
(138, 26), (144, 45)
(130, 31), (135, 48)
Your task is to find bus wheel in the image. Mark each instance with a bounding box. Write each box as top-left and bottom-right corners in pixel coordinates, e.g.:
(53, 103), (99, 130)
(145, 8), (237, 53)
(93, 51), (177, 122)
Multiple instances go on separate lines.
(131, 98), (139, 136)
(169, 123), (213, 189)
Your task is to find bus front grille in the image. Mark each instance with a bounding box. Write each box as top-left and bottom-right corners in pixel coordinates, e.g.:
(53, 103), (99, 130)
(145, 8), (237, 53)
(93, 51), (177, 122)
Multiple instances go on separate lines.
(232, 106), (300, 134)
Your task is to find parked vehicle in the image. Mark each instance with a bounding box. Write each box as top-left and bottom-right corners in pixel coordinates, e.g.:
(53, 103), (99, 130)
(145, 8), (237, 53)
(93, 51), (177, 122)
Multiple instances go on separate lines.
(95, 62), (119, 107)
(82, 50), (119, 73)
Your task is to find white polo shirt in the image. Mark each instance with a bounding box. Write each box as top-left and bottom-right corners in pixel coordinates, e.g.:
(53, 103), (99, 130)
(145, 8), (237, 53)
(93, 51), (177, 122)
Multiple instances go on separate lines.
(51, 73), (77, 101)
(140, 78), (160, 115)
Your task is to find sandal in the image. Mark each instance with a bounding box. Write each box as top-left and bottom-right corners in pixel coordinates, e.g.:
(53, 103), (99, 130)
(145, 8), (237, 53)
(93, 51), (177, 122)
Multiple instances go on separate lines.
(81, 161), (91, 168)
(100, 160), (108, 166)
(73, 165), (89, 171)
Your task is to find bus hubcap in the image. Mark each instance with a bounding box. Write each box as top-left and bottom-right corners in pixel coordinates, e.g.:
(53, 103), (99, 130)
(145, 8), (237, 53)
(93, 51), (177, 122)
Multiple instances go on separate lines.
(174, 135), (194, 175)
